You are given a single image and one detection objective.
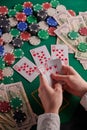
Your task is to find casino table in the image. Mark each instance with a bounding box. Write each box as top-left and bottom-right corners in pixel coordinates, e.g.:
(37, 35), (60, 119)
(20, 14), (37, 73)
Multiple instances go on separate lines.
(0, 0), (87, 129)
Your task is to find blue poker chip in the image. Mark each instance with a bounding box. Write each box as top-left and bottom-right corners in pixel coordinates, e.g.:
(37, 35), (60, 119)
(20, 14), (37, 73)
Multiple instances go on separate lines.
(23, 7), (33, 16)
(17, 22), (28, 31)
(46, 17), (58, 27)
(0, 29), (2, 36)
(0, 45), (5, 57)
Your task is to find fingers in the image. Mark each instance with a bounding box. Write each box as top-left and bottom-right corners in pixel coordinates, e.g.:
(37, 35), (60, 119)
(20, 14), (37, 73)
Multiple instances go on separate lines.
(54, 83), (62, 92)
(62, 65), (77, 75)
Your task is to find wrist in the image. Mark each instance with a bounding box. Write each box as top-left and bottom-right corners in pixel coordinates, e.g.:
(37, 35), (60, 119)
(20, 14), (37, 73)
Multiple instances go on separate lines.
(45, 109), (59, 114)
(80, 83), (87, 98)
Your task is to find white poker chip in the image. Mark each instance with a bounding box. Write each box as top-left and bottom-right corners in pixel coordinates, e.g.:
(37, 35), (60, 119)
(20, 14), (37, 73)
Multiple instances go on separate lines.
(29, 36), (41, 46)
(38, 21), (49, 30)
(4, 44), (14, 53)
(9, 17), (18, 27)
(46, 8), (57, 16)
(2, 33), (13, 43)
(3, 67), (14, 77)
(56, 5), (66, 12)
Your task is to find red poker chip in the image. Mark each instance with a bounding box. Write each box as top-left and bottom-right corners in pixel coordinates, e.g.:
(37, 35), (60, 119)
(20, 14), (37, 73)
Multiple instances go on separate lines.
(16, 12), (26, 22)
(23, 2), (33, 8)
(0, 6), (8, 15)
(0, 101), (11, 113)
(48, 27), (56, 36)
(78, 27), (87, 36)
(0, 38), (4, 45)
(42, 2), (52, 10)
(68, 10), (76, 16)
(20, 32), (31, 41)
(4, 53), (15, 65)
(0, 70), (3, 80)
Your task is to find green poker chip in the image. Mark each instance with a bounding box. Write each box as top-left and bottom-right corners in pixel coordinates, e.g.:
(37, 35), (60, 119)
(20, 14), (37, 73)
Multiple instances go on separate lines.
(14, 4), (23, 12)
(77, 42), (87, 52)
(50, 0), (60, 8)
(13, 49), (24, 58)
(38, 30), (49, 40)
(8, 9), (16, 17)
(33, 4), (42, 12)
(10, 97), (23, 110)
(68, 31), (79, 40)
(2, 77), (14, 84)
(27, 15), (37, 24)
(0, 58), (5, 70)
(10, 28), (20, 38)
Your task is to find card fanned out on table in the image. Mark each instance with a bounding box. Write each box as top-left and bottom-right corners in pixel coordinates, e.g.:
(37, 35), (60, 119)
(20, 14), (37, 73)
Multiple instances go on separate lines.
(13, 45), (69, 85)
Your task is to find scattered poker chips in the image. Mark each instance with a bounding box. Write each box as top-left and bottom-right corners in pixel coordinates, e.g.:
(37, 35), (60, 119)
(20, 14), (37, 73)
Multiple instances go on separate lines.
(42, 2), (52, 10)
(77, 42), (87, 52)
(78, 27), (87, 36)
(38, 21), (49, 30)
(0, 29), (2, 36)
(11, 38), (23, 48)
(14, 4), (23, 12)
(0, 38), (3, 45)
(0, 58), (5, 69)
(17, 22), (28, 31)
(0, 69), (3, 80)
(23, 1), (33, 8)
(2, 77), (14, 84)
(68, 10), (76, 16)
(50, 0), (60, 8)
(20, 31), (31, 41)
(0, 6), (8, 15)
(15, 12), (27, 22)
(56, 5), (66, 12)
(37, 10), (48, 21)
(13, 110), (27, 123)
(2, 33), (13, 43)
(48, 27), (56, 36)
(13, 49), (24, 58)
(4, 53), (15, 65)
(8, 9), (16, 17)
(68, 31), (79, 40)
(10, 97), (23, 110)
(0, 45), (5, 57)
(33, 4), (43, 12)
(46, 17), (58, 27)
(0, 101), (11, 113)
(4, 44), (14, 53)
(9, 17), (18, 27)
(27, 15), (37, 24)
(29, 23), (40, 35)
(3, 67), (14, 77)
(10, 28), (20, 38)
(29, 36), (41, 46)
(23, 7), (33, 16)
(38, 29), (49, 40)
(46, 7), (57, 16)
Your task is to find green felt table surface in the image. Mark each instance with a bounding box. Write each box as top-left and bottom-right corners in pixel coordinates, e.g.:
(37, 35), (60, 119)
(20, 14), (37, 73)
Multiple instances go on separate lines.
(0, 0), (87, 127)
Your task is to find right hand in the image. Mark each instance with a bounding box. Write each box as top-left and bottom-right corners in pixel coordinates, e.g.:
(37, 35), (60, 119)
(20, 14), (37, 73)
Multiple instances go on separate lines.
(51, 65), (87, 98)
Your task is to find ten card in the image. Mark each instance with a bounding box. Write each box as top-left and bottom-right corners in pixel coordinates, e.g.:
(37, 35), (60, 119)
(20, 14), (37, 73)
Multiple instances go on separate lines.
(51, 45), (69, 65)
(13, 57), (40, 82)
(30, 45), (51, 66)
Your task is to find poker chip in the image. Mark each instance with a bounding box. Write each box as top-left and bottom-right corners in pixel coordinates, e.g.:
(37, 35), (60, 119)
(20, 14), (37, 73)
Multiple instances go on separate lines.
(13, 49), (24, 58)
(0, 28), (2, 37)
(37, 9), (48, 21)
(0, 45), (5, 57)
(0, 58), (5, 69)
(68, 31), (79, 40)
(29, 23), (40, 35)
(46, 8), (56, 16)
(48, 27), (56, 36)
(2, 33), (13, 43)
(77, 42), (87, 52)
(50, 0), (60, 8)
(16, 12), (27, 22)
(0, 6), (8, 15)
(23, 7), (33, 16)
(33, 4), (43, 12)
(20, 32), (31, 41)
(14, 4), (23, 12)
(38, 21), (49, 30)
(17, 22), (28, 31)
(13, 110), (27, 123)
(56, 5), (66, 12)
(29, 36), (41, 46)
(38, 29), (49, 40)
(3, 67), (14, 77)
(10, 28), (20, 38)
(68, 10), (76, 16)
(0, 70), (3, 80)
(9, 17), (18, 27)
(2, 77), (14, 84)
(10, 97), (23, 110)
(42, 2), (52, 10)
(8, 9), (16, 17)
(0, 38), (3, 45)
(23, 1), (33, 8)
(78, 27), (87, 36)
(0, 101), (11, 113)
(4, 53), (15, 65)
(46, 17), (58, 27)
(11, 38), (23, 48)
(4, 44), (14, 53)
(27, 15), (37, 24)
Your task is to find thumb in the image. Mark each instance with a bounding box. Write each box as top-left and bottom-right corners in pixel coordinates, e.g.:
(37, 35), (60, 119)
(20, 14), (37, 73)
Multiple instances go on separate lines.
(54, 83), (62, 91)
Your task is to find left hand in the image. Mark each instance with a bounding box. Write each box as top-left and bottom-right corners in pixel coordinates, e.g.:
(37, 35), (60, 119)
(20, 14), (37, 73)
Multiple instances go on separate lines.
(38, 74), (63, 114)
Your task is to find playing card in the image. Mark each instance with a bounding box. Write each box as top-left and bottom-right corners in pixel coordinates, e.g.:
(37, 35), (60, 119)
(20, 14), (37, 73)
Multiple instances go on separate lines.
(38, 59), (62, 86)
(51, 45), (69, 65)
(13, 57), (40, 82)
(30, 45), (51, 66)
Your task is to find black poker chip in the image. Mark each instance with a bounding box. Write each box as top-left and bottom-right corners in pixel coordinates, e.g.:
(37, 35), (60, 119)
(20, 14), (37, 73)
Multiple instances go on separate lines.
(37, 9), (48, 21)
(11, 38), (23, 48)
(29, 23), (40, 35)
(13, 110), (27, 123)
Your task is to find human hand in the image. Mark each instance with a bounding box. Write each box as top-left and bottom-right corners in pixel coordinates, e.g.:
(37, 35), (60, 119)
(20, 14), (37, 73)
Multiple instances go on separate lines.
(51, 65), (87, 98)
(38, 74), (63, 114)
